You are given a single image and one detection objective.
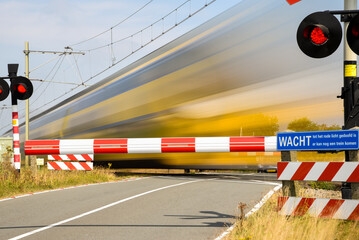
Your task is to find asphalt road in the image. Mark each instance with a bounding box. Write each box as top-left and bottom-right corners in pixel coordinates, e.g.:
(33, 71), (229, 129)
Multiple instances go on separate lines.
(0, 173), (279, 240)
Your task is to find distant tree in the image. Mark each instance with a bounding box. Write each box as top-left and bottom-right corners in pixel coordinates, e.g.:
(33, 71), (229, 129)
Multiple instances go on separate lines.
(287, 117), (319, 132)
(318, 124), (341, 131)
(287, 118), (341, 132)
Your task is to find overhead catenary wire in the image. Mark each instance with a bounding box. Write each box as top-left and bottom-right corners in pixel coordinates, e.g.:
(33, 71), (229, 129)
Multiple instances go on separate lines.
(79, 0), (194, 52)
(29, 54), (63, 74)
(78, 0), (217, 84)
(29, 0), (218, 116)
(30, 54), (66, 106)
(69, 0), (154, 47)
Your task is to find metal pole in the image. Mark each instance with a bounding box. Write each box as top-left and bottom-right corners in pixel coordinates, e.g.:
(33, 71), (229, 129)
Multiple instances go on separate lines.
(25, 41), (30, 168)
(342, 0), (358, 199)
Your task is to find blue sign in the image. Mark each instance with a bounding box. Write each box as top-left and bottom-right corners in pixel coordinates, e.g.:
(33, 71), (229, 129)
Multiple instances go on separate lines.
(277, 130), (359, 151)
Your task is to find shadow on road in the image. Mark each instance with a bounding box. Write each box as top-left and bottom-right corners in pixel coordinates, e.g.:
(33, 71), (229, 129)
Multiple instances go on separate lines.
(165, 210), (235, 220)
(0, 211), (235, 230)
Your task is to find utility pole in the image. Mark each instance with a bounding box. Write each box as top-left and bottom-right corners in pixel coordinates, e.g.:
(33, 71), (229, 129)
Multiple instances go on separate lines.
(23, 42), (85, 167)
(24, 42), (30, 167)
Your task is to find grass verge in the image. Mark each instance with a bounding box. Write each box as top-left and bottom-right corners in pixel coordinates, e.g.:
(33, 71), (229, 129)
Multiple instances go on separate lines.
(226, 188), (359, 240)
(0, 163), (143, 199)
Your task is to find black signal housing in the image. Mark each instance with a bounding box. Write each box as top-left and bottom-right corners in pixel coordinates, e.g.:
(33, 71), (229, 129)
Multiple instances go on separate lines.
(0, 78), (9, 101)
(10, 76), (33, 100)
(297, 12), (342, 58)
(347, 14), (359, 55)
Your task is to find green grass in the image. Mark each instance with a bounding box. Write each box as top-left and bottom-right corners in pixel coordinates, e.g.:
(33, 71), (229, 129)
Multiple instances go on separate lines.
(0, 163), (142, 199)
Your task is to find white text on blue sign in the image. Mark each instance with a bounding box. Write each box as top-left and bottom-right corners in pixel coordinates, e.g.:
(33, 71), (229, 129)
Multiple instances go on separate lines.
(276, 130), (359, 151)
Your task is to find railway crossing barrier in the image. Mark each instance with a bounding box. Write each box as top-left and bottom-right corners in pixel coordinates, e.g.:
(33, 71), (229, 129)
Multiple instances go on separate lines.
(25, 137), (277, 171)
(25, 130), (359, 221)
(24, 137), (277, 155)
(47, 154), (94, 171)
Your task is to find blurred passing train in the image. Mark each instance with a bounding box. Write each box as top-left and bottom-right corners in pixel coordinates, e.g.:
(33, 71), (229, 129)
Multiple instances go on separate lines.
(14, 0), (346, 170)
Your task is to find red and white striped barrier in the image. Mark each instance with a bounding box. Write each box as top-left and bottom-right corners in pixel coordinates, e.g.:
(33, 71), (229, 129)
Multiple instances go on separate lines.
(278, 196), (359, 220)
(48, 154), (93, 161)
(277, 162), (359, 182)
(25, 137), (277, 155)
(47, 161), (93, 171)
(12, 105), (20, 170)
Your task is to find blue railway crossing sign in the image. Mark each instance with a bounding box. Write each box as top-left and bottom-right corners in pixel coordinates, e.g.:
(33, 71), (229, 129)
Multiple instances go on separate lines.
(277, 130), (359, 151)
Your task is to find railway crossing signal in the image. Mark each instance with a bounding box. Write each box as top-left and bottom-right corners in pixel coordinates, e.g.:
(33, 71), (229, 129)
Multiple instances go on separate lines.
(0, 64), (33, 102)
(297, 12), (342, 58)
(0, 78), (10, 101)
(297, 11), (359, 58)
(0, 64), (34, 172)
(10, 76), (33, 100)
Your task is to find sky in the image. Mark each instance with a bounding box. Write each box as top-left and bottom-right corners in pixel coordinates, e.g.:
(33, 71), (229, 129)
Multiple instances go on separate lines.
(0, 0), (242, 133)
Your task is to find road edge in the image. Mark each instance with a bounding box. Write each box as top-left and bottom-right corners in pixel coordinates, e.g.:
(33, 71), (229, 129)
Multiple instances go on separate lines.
(214, 183), (282, 240)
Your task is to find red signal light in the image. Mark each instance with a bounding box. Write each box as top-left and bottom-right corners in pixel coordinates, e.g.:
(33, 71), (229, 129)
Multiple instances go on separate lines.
(0, 89), (2, 94)
(310, 27), (328, 45)
(351, 24), (359, 38)
(347, 14), (359, 55)
(17, 84), (27, 93)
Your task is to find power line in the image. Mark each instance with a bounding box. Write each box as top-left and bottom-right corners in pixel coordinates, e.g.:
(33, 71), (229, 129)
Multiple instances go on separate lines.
(29, 0), (218, 116)
(79, 0), (217, 83)
(30, 55), (66, 106)
(69, 0), (154, 47)
(79, 0), (193, 52)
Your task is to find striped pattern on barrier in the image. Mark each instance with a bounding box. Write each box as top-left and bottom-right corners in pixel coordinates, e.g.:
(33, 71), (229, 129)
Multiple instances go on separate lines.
(277, 162), (359, 182)
(47, 161), (93, 171)
(278, 197), (359, 220)
(25, 137), (277, 155)
(48, 154), (93, 161)
(12, 105), (20, 170)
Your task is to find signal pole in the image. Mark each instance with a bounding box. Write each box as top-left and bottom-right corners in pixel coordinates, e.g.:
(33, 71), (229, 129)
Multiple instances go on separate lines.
(343, 0), (359, 199)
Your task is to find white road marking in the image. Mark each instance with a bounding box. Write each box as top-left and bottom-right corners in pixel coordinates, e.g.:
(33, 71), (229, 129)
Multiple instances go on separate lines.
(250, 179), (281, 186)
(9, 179), (203, 240)
(157, 175), (280, 186)
(211, 179), (280, 186)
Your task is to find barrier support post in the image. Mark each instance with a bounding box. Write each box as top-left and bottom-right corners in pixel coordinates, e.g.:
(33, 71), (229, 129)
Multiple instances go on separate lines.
(281, 151), (297, 196)
(30, 155), (37, 173)
(348, 150), (359, 199)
